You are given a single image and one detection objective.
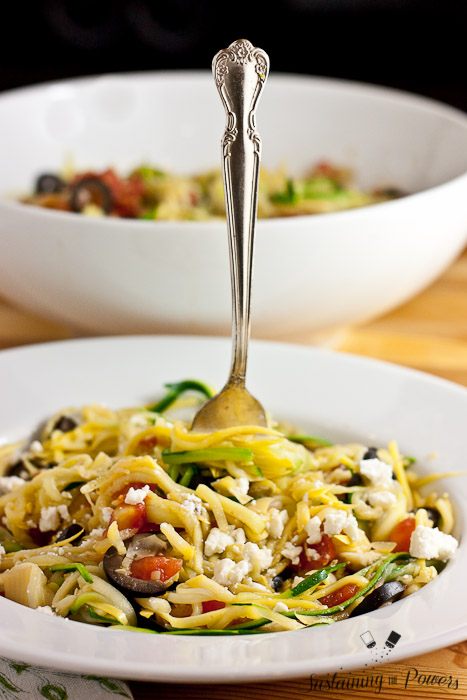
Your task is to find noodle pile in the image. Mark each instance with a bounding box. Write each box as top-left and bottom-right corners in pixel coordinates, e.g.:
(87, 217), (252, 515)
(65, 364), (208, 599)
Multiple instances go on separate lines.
(0, 381), (459, 634)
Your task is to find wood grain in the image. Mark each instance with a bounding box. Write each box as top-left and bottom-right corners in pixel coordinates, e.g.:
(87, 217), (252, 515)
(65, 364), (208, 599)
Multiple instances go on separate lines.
(1, 249), (466, 698)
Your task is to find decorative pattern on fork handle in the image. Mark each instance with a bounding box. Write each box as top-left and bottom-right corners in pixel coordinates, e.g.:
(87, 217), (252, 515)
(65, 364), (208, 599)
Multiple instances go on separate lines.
(211, 39), (270, 387)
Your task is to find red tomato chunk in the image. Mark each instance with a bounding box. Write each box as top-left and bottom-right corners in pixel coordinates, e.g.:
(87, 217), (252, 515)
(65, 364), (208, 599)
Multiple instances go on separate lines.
(202, 600), (226, 614)
(298, 534), (337, 573)
(390, 516), (416, 553)
(318, 583), (359, 608)
(130, 556), (183, 582)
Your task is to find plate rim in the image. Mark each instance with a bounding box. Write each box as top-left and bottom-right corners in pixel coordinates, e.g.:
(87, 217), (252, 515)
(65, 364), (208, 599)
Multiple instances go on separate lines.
(0, 334), (466, 684)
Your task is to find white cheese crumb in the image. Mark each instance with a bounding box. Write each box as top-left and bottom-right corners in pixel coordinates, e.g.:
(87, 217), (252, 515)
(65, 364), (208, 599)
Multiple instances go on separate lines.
(321, 509), (360, 542)
(409, 525), (458, 561)
(244, 542), (273, 572)
(231, 527), (246, 544)
(181, 493), (204, 515)
(57, 505), (70, 521)
(292, 576), (304, 587)
(281, 542), (303, 565)
(273, 601), (289, 613)
(368, 490), (397, 508)
(102, 507), (113, 524)
(0, 476), (26, 497)
(39, 506), (60, 532)
(212, 558), (251, 587)
(0, 544), (5, 564)
(124, 484), (150, 505)
(205, 528), (234, 556)
(36, 606), (56, 616)
(322, 509), (348, 536)
(89, 527), (105, 538)
(234, 477), (250, 495)
(267, 509), (289, 539)
(29, 440), (44, 455)
(343, 513), (360, 541)
(305, 515), (322, 544)
(360, 458), (393, 488)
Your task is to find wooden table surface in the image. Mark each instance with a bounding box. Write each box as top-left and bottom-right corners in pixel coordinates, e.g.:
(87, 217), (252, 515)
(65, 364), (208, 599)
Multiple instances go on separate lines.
(1, 248), (466, 699)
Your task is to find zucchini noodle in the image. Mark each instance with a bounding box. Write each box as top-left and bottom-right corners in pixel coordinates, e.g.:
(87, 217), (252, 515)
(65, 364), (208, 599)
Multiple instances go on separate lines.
(0, 380), (460, 635)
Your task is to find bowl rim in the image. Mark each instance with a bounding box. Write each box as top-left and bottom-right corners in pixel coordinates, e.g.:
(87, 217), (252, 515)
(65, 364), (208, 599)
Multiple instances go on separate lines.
(1, 69), (467, 231)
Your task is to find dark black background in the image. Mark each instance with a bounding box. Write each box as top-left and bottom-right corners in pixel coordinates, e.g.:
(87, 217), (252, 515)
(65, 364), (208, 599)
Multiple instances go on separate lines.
(0, 0), (465, 111)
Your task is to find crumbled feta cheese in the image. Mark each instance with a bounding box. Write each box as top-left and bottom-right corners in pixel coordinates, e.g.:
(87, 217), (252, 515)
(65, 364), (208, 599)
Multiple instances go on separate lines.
(29, 440), (44, 455)
(102, 507), (113, 524)
(281, 542), (303, 565)
(360, 458), (393, 487)
(212, 558), (251, 587)
(306, 548), (322, 561)
(0, 544), (5, 564)
(343, 513), (360, 541)
(292, 576), (304, 587)
(273, 601), (289, 613)
(368, 490), (397, 508)
(234, 477), (250, 495)
(409, 525), (458, 561)
(57, 505), (70, 521)
(244, 542), (273, 572)
(305, 516), (322, 544)
(0, 476), (26, 497)
(205, 528), (234, 556)
(124, 484), (150, 505)
(129, 413), (151, 429)
(322, 509), (348, 536)
(231, 527), (246, 544)
(36, 606), (56, 616)
(181, 493), (204, 516)
(89, 527), (105, 538)
(267, 509), (289, 539)
(39, 506), (60, 532)
(320, 509), (360, 541)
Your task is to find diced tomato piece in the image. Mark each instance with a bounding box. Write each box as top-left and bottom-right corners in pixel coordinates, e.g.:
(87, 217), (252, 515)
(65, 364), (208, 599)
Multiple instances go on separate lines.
(202, 600), (226, 614)
(389, 516), (416, 553)
(318, 583), (359, 608)
(297, 534), (337, 573)
(138, 435), (158, 451)
(130, 555), (183, 582)
(112, 501), (147, 532)
(28, 528), (52, 547)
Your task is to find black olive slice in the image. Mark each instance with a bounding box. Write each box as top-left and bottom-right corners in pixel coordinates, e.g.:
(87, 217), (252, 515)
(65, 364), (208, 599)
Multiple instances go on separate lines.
(347, 472), (363, 488)
(271, 566), (294, 592)
(35, 174), (65, 194)
(70, 177), (113, 214)
(103, 546), (170, 596)
(6, 460), (29, 479)
(362, 447), (379, 460)
(53, 416), (78, 433)
(56, 523), (85, 546)
(349, 581), (405, 617)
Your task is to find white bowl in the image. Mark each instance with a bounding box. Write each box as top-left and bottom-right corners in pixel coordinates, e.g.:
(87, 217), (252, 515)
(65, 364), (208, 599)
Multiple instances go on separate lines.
(0, 72), (466, 336)
(0, 336), (466, 682)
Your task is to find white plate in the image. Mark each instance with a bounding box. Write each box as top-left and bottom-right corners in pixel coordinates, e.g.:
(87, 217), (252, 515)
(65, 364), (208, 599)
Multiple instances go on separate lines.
(0, 335), (466, 683)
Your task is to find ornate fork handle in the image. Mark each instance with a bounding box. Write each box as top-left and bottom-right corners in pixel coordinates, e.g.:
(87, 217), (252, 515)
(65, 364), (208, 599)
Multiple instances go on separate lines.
(212, 39), (270, 386)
